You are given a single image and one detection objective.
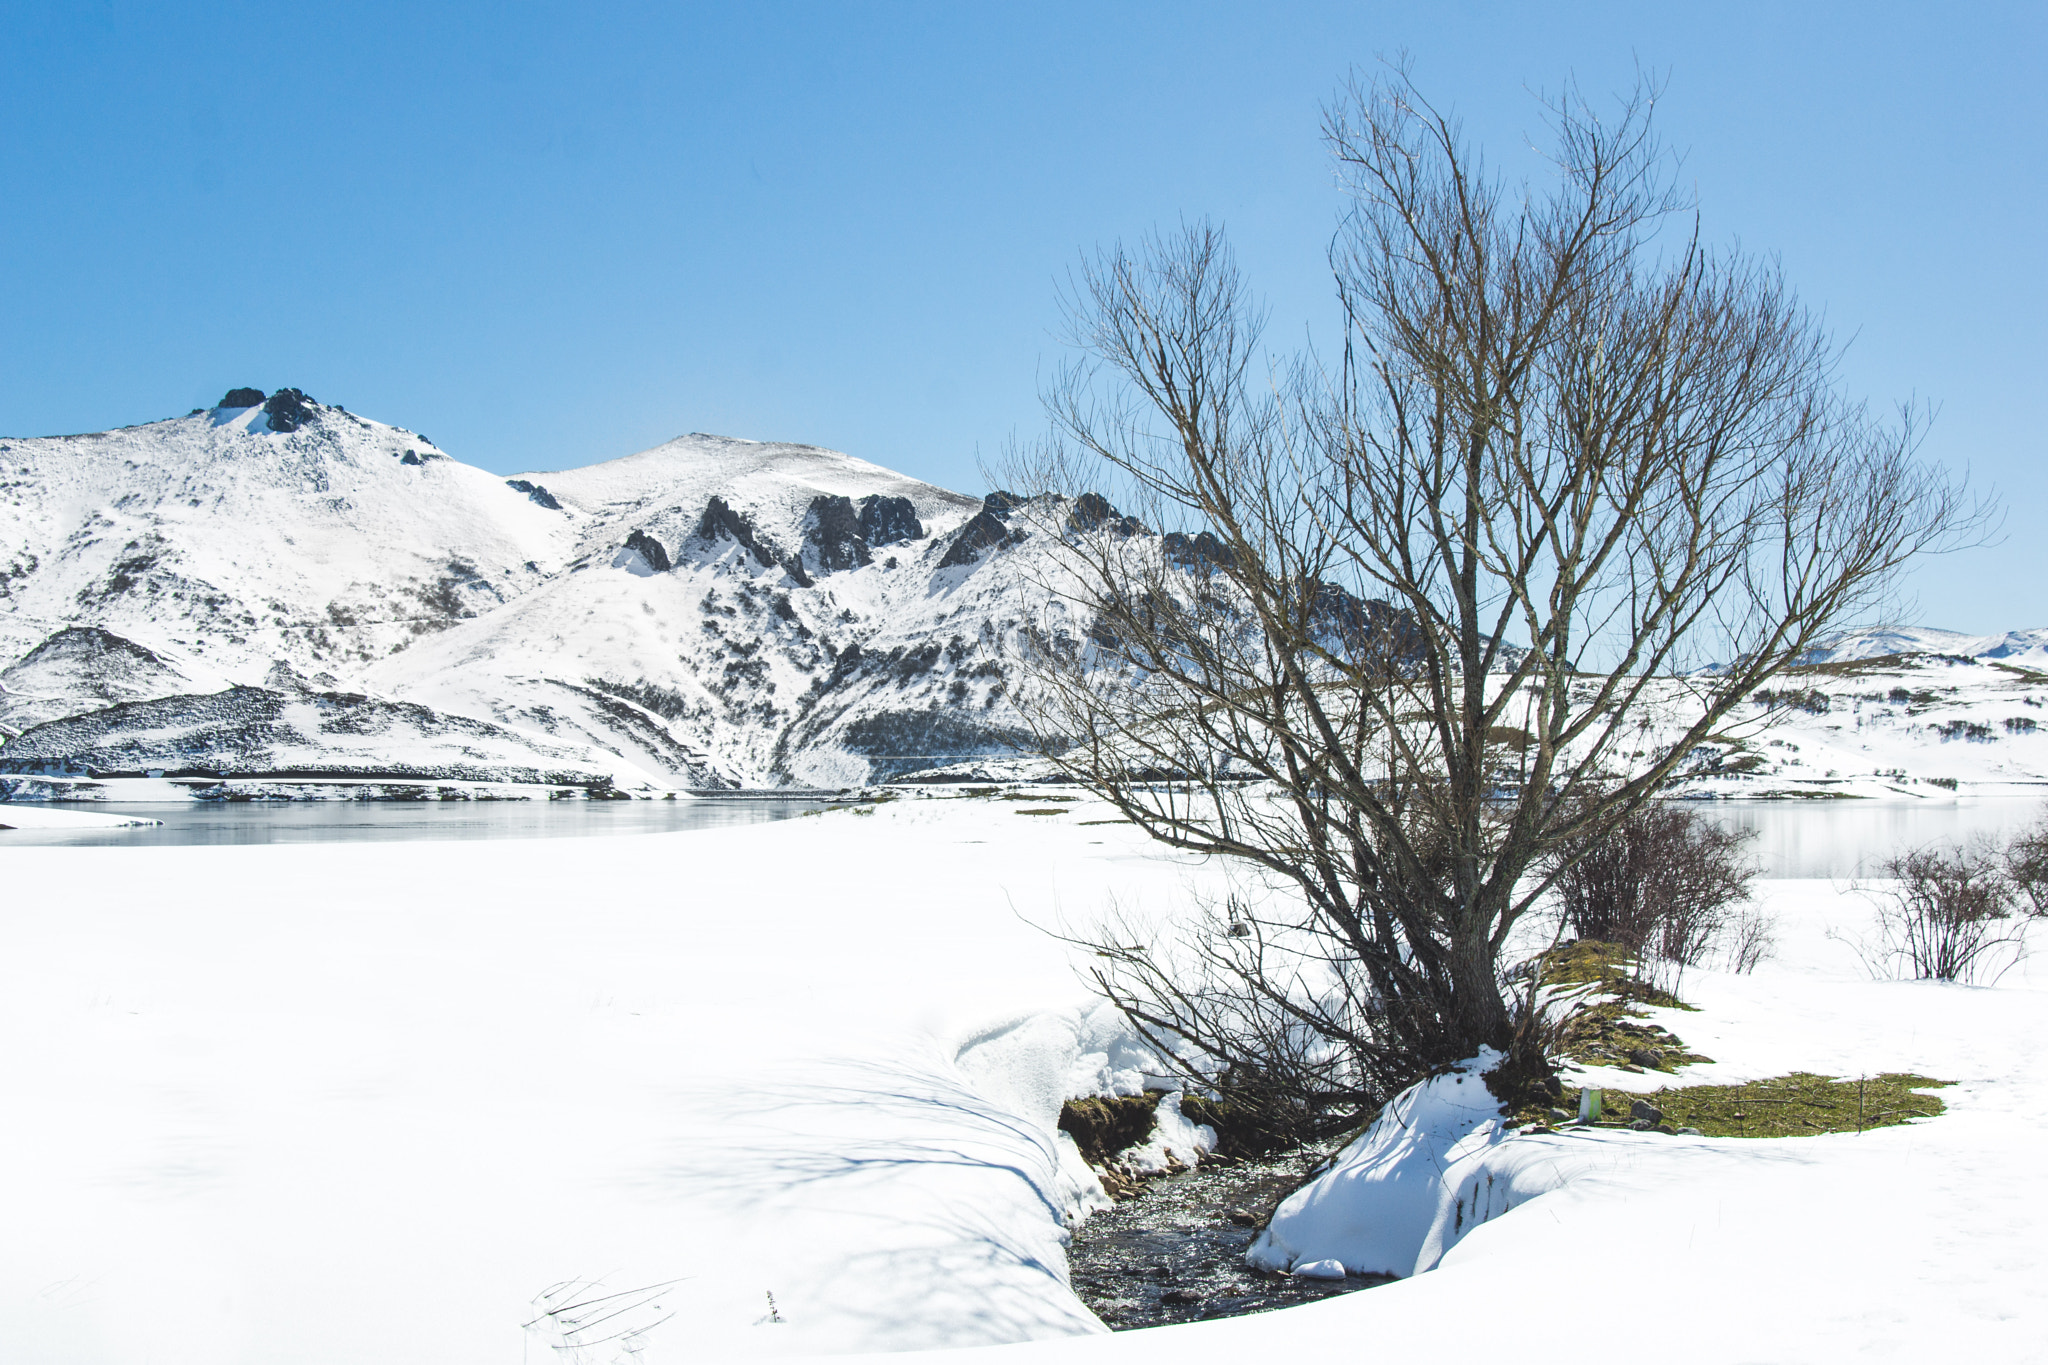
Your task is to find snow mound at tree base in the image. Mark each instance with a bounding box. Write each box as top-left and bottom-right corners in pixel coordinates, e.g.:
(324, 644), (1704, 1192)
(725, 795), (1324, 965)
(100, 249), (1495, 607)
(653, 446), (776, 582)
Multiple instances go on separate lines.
(1248, 1049), (1579, 1278)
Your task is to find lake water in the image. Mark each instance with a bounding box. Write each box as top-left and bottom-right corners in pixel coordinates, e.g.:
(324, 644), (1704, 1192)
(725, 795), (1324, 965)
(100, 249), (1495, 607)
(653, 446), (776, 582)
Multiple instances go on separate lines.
(4, 794), (2041, 870)
(0, 796), (835, 848)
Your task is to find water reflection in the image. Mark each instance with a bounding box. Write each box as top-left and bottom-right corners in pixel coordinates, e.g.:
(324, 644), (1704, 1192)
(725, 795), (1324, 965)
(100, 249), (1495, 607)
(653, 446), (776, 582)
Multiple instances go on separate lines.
(0, 797), (832, 848)
(7, 793), (2043, 872)
(1697, 798), (2047, 879)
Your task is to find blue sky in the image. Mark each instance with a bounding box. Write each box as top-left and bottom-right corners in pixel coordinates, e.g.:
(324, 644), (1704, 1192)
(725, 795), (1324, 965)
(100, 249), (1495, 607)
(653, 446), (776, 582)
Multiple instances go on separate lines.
(2, 1), (2041, 630)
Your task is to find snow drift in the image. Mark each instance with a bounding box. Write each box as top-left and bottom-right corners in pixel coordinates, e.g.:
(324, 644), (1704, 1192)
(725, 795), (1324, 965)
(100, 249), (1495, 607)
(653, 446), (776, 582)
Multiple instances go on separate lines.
(1245, 1049), (1565, 1279)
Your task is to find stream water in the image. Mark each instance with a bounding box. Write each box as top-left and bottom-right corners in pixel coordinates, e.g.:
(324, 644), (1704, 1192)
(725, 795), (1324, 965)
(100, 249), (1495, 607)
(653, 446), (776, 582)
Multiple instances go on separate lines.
(1066, 1152), (1387, 1328)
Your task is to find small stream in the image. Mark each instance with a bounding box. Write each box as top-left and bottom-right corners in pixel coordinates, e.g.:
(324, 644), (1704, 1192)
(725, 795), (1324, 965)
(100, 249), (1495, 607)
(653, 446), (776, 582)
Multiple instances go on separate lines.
(1066, 1153), (1388, 1328)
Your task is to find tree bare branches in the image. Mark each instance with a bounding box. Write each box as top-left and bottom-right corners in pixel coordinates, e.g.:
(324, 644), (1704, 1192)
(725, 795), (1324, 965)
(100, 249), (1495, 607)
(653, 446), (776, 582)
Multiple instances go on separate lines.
(1009, 68), (1987, 1116)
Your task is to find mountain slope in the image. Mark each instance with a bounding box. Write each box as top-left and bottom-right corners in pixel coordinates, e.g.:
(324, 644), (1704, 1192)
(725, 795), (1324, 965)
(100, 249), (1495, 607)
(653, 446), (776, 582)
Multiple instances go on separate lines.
(1796, 626), (2048, 668)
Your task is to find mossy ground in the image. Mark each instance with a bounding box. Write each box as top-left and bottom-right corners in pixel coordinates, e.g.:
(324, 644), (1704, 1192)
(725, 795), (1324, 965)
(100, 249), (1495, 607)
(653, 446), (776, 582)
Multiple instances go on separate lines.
(1561, 1072), (1950, 1138)
(1532, 941), (1714, 1085)
(1525, 942), (1951, 1136)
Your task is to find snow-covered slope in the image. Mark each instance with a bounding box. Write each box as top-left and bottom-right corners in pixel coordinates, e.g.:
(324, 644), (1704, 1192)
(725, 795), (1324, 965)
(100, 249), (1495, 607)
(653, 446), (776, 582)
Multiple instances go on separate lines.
(1665, 652), (2048, 798)
(0, 392), (573, 679)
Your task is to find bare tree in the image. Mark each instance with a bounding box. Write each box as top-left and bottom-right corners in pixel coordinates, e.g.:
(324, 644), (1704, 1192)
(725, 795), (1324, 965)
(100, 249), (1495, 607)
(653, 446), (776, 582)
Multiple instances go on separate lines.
(1010, 67), (1983, 1122)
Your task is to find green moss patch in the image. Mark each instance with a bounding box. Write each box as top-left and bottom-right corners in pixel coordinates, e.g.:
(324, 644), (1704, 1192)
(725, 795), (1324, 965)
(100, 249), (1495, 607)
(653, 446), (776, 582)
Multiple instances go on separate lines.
(1536, 941), (1691, 1009)
(1566, 1072), (1950, 1138)
(1557, 1000), (1713, 1074)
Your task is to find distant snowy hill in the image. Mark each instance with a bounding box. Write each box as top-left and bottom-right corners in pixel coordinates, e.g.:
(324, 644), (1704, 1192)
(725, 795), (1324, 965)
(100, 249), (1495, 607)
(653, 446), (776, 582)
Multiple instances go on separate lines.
(0, 387), (1086, 793)
(1797, 626), (2048, 667)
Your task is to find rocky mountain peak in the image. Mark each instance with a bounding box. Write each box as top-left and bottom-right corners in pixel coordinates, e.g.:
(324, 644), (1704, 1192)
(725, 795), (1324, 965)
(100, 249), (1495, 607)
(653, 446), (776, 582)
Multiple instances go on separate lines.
(262, 389), (318, 433)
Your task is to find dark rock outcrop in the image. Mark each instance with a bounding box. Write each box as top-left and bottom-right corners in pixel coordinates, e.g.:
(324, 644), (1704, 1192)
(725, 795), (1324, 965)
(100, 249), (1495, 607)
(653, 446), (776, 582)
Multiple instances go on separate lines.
(1069, 492), (1145, 537)
(218, 387), (266, 410)
(1162, 530), (1235, 571)
(505, 479), (563, 510)
(262, 389), (317, 433)
(624, 529), (672, 573)
(694, 496), (779, 570)
(801, 495), (872, 574)
(937, 490), (1032, 569)
(937, 510), (1022, 569)
(857, 494), (924, 546)
(1311, 582), (1424, 662)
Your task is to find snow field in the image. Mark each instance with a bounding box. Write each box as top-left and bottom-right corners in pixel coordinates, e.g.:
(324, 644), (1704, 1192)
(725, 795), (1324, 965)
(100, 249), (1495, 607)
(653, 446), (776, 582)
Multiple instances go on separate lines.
(3, 798), (2046, 1364)
(828, 873), (2048, 1365)
(0, 797), (1193, 1363)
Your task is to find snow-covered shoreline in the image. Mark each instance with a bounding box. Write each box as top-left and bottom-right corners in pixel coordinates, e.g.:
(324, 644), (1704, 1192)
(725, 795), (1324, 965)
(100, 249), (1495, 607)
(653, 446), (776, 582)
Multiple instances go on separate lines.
(3, 796), (2044, 1363)
(0, 802), (159, 829)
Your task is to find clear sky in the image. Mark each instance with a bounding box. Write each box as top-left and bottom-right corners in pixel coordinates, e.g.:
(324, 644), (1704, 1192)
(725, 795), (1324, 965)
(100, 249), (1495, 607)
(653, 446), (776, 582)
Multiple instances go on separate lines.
(2, 1), (2041, 631)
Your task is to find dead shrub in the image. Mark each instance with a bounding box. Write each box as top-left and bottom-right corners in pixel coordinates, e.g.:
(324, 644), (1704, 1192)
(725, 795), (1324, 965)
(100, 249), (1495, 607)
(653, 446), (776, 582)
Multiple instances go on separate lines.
(2003, 809), (2048, 917)
(1726, 906), (1778, 974)
(1855, 839), (2026, 983)
(1547, 802), (1760, 989)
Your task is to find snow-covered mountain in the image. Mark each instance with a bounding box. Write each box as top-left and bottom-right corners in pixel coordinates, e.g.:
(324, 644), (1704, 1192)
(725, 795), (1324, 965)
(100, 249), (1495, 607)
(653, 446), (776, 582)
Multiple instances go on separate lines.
(7, 387), (2048, 799)
(0, 388), (1082, 793)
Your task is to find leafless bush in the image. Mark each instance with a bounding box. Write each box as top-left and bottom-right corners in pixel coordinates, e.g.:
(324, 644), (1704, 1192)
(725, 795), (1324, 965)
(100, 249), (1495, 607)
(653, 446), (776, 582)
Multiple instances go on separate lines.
(1726, 906), (1778, 974)
(1856, 839), (2025, 983)
(2003, 808), (2048, 917)
(1547, 802), (1758, 988)
(1052, 891), (1412, 1147)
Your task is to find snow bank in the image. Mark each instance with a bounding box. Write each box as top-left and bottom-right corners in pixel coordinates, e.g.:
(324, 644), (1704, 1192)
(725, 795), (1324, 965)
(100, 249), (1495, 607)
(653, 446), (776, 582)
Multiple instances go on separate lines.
(1246, 1050), (1536, 1278)
(829, 877), (2048, 1365)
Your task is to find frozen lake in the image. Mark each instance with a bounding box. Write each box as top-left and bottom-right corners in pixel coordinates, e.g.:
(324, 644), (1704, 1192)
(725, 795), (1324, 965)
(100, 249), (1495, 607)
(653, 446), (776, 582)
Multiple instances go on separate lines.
(1697, 797), (2045, 878)
(0, 795), (834, 847)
